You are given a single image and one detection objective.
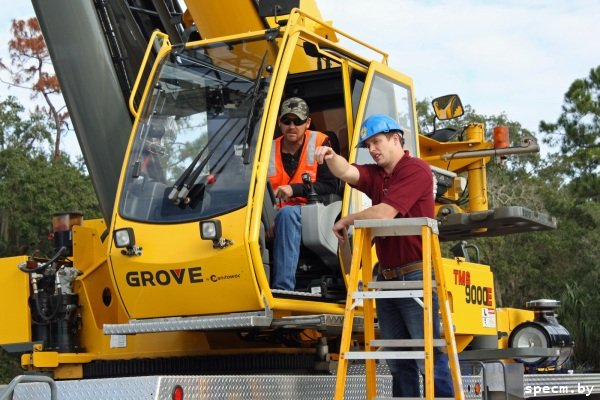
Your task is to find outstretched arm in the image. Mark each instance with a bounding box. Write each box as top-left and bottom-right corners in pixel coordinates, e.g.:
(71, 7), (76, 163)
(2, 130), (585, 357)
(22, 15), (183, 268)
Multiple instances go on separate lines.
(314, 146), (360, 186)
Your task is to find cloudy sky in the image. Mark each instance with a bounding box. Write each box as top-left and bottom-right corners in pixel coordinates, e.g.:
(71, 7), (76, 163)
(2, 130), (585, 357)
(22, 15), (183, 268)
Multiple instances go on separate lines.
(317, 0), (600, 134)
(1, 0), (599, 149)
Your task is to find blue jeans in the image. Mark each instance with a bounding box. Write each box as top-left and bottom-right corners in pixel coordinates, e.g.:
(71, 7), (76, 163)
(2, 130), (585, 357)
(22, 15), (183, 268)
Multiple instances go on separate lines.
(272, 206), (302, 290)
(376, 269), (454, 397)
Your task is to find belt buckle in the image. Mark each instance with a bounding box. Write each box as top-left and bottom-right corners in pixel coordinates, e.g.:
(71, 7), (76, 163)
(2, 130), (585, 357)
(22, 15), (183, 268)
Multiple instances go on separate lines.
(381, 268), (396, 280)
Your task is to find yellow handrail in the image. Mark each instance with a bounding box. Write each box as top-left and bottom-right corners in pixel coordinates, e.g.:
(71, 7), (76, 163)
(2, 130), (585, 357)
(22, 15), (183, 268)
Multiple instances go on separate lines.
(128, 31), (170, 118)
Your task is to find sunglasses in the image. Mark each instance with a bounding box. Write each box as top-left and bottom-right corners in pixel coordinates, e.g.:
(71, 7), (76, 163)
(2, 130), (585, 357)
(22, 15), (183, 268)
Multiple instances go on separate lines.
(280, 117), (307, 126)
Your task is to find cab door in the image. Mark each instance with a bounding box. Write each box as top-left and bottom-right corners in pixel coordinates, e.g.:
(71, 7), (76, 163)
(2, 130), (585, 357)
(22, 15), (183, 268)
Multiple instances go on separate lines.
(351, 61), (418, 158)
(346, 61), (419, 216)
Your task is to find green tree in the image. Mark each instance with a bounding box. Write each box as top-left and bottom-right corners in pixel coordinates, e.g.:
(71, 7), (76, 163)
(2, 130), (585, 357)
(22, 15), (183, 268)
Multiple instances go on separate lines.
(540, 66), (600, 201)
(0, 97), (100, 257)
(537, 67), (600, 369)
(0, 17), (67, 161)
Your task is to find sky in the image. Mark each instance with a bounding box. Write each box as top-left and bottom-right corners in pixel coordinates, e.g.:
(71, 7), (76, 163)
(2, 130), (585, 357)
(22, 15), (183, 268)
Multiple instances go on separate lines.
(1, 0), (600, 158)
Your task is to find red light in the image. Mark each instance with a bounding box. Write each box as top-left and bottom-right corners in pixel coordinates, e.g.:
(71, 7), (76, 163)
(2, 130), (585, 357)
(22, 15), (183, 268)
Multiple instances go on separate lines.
(172, 385), (184, 400)
(474, 382), (481, 395)
(493, 126), (509, 149)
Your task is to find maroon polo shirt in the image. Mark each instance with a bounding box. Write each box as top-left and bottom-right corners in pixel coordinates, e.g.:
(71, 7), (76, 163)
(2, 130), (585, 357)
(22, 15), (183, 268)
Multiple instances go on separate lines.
(352, 151), (434, 267)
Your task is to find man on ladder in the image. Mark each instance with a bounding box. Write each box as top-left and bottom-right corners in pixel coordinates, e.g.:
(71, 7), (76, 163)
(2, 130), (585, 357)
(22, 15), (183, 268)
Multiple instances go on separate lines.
(315, 114), (454, 397)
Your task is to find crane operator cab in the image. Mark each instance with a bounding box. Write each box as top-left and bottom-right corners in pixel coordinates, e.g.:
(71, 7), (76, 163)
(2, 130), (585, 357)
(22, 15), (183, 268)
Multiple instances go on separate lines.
(110, 8), (424, 323)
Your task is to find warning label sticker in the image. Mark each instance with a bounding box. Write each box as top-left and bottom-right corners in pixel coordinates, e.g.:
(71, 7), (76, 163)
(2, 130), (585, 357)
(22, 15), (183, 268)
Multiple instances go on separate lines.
(482, 308), (496, 328)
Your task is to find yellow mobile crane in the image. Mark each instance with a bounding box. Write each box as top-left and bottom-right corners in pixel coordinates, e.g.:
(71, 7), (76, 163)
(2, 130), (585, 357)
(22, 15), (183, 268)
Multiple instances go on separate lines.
(0, 0), (598, 398)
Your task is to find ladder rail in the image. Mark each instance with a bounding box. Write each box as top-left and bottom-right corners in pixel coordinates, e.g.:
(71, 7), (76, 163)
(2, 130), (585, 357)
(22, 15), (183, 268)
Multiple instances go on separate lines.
(422, 225), (435, 400)
(433, 231), (465, 396)
(361, 227), (377, 399)
(333, 227), (365, 398)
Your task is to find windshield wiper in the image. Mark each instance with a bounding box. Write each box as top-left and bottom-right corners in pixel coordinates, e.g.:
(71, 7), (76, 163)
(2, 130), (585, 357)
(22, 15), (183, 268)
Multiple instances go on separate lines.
(167, 120), (234, 205)
(242, 51), (268, 164)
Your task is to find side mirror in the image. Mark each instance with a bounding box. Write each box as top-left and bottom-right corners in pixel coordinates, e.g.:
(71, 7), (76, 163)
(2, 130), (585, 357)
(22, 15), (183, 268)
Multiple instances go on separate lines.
(432, 94), (464, 121)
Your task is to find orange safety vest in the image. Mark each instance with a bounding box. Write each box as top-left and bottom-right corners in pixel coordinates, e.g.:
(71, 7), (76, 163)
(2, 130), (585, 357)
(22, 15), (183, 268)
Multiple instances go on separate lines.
(268, 130), (329, 207)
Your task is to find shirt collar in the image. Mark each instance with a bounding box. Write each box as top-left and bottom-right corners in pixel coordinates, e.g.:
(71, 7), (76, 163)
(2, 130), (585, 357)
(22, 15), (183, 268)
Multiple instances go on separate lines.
(377, 150), (411, 178)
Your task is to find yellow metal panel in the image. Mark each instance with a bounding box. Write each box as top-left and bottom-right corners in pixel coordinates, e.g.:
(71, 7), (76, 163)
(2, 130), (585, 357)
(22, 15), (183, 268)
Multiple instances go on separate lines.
(185, 0), (325, 40)
(442, 258), (498, 337)
(455, 334), (474, 353)
(33, 351), (58, 368)
(496, 307), (534, 349)
(53, 364), (83, 380)
(110, 208), (263, 319)
(75, 259), (121, 331)
(0, 256), (31, 345)
(185, 0), (268, 40)
(73, 219), (108, 273)
(506, 307), (535, 330)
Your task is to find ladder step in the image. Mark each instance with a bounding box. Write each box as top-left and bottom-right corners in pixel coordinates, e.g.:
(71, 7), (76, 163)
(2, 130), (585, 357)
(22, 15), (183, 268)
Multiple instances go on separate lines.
(352, 290), (423, 299)
(344, 350), (425, 360)
(367, 281), (430, 290)
(370, 338), (447, 347)
(354, 217), (439, 235)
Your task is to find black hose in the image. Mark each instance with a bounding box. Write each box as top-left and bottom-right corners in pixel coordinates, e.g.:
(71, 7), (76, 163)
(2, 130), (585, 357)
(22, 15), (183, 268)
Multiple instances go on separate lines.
(33, 292), (63, 322)
(18, 246), (67, 274)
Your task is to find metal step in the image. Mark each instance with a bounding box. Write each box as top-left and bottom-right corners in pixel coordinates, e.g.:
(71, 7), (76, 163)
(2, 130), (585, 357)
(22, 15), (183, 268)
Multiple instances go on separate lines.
(104, 309), (273, 335)
(355, 217), (439, 237)
(4, 373), (492, 399)
(371, 339), (447, 348)
(344, 350), (425, 360)
(104, 310), (368, 335)
(353, 290), (424, 299)
(368, 280), (436, 290)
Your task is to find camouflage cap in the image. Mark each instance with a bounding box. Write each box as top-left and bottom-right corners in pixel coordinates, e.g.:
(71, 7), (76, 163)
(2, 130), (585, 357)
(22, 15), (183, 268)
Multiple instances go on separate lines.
(280, 97), (309, 120)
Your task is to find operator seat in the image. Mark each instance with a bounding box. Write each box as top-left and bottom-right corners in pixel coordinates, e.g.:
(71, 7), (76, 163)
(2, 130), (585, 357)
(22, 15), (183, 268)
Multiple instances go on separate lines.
(300, 200), (342, 268)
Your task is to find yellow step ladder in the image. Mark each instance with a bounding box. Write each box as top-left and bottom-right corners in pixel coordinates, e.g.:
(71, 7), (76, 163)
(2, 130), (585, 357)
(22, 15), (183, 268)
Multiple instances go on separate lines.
(334, 217), (464, 400)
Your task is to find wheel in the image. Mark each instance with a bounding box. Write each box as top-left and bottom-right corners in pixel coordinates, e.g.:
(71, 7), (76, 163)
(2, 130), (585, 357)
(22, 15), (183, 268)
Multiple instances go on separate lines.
(508, 321), (552, 367)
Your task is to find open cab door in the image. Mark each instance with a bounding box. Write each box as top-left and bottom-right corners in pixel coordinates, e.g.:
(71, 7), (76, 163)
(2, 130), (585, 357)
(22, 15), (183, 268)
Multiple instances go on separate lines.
(344, 60), (420, 241)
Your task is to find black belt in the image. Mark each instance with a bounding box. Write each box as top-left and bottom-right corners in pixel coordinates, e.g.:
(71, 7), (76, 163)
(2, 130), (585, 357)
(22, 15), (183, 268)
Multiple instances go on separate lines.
(379, 261), (423, 280)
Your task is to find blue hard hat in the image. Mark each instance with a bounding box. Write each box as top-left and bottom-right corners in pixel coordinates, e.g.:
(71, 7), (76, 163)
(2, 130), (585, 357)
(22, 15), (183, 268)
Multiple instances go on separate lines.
(357, 114), (404, 148)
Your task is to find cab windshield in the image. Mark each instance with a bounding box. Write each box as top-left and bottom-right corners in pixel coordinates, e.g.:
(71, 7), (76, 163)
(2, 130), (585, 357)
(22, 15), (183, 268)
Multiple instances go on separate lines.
(119, 39), (271, 223)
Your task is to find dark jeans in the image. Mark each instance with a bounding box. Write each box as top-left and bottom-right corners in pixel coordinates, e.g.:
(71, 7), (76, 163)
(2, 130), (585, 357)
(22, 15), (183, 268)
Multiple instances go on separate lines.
(375, 269), (454, 397)
(272, 206), (302, 290)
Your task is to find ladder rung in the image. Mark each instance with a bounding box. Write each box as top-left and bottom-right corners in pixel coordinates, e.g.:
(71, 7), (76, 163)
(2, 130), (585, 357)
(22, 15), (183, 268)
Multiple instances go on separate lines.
(352, 290), (423, 299)
(367, 280), (436, 290)
(370, 339), (447, 347)
(344, 350), (425, 360)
